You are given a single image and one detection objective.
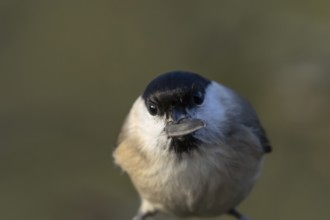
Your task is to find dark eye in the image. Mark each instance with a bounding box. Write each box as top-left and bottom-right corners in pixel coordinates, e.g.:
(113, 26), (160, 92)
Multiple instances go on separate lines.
(148, 102), (158, 116)
(193, 91), (204, 105)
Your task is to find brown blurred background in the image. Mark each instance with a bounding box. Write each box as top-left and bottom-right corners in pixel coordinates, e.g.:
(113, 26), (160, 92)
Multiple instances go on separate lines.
(1, 1), (330, 220)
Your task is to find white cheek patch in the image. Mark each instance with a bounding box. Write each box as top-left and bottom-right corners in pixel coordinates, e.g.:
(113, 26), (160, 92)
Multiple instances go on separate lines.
(134, 98), (169, 154)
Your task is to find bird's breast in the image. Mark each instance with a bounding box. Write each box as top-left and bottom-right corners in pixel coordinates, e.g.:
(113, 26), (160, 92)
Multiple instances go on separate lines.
(131, 147), (263, 217)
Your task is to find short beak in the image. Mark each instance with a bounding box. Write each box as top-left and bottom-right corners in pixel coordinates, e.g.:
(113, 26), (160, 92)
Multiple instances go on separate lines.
(165, 118), (205, 137)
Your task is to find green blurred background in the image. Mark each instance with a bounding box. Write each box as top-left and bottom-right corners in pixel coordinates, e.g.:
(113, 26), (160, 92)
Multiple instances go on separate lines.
(1, 1), (330, 220)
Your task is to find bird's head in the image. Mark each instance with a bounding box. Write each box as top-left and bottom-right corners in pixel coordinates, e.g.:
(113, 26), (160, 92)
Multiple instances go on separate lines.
(132, 71), (228, 154)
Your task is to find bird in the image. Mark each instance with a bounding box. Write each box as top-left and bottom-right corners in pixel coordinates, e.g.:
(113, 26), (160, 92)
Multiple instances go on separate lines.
(113, 71), (272, 220)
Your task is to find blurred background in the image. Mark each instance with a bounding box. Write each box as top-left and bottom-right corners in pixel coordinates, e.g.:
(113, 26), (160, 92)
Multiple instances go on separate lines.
(1, 1), (330, 220)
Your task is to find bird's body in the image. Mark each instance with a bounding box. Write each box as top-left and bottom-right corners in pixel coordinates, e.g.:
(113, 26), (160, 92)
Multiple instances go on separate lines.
(114, 71), (271, 220)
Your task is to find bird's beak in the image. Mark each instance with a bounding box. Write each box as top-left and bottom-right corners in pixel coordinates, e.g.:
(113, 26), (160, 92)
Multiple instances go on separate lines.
(165, 118), (205, 137)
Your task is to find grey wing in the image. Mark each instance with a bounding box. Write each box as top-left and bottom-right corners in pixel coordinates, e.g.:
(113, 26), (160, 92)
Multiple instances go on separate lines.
(225, 87), (272, 154)
(253, 125), (272, 153)
(241, 118), (272, 154)
(238, 98), (272, 153)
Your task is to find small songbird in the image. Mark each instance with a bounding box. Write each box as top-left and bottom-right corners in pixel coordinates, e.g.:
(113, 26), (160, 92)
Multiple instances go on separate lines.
(113, 71), (271, 220)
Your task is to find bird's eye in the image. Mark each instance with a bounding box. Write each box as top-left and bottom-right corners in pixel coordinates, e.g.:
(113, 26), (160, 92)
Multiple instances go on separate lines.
(148, 102), (158, 116)
(193, 91), (204, 105)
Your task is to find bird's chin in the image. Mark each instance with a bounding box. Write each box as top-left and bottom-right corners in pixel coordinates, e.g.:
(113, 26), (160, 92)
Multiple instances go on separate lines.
(169, 134), (200, 154)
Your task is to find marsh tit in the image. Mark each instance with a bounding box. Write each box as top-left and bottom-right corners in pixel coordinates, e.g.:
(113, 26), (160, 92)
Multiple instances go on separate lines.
(113, 71), (271, 220)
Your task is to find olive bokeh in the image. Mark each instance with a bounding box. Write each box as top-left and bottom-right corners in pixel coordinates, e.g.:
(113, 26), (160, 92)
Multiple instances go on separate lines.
(1, 1), (329, 220)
